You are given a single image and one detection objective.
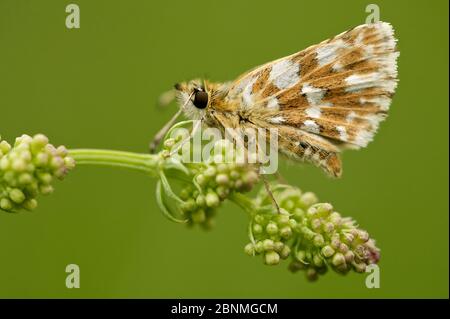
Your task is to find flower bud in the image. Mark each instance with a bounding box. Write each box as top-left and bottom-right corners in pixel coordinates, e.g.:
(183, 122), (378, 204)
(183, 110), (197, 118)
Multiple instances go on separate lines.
(331, 253), (346, 267)
(266, 222), (278, 235)
(205, 192), (219, 208)
(264, 251), (280, 265)
(262, 239), (274, 251)
(1, 134), (75, 213)
(321, 245), (335, 258)
(244, 243), (255, 256)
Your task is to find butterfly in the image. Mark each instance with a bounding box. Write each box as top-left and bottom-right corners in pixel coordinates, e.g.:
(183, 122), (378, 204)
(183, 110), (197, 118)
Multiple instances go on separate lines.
(152, 21), (399, 178)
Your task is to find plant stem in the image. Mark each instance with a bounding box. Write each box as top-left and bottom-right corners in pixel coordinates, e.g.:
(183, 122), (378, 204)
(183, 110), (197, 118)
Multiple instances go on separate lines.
(69, 149), (160, 175)
(69, 148), (258, 217)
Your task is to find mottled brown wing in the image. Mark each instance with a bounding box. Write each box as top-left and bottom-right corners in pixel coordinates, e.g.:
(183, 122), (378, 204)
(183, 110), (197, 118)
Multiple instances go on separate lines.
(225, 22), (399, 176)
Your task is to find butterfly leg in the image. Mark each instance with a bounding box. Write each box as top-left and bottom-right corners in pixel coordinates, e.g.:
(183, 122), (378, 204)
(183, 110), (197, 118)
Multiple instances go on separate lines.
(260, 173), (282, 214)
(149, 108), (183, 153)
(169, 117), (203, 156)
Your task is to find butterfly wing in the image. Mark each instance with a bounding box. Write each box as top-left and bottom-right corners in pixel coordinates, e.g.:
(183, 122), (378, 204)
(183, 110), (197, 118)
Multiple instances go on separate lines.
(226, 22), (399, 176)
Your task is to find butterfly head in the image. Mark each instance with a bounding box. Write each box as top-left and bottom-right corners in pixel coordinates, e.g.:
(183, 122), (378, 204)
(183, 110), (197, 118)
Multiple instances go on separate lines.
(174, 80), (210, 119)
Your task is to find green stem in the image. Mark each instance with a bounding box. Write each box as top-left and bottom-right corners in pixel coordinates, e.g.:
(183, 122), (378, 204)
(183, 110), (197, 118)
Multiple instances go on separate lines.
(69, 149), (160, 175)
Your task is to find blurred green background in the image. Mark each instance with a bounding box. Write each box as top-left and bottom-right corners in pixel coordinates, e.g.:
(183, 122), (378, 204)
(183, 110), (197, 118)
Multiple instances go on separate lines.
(0, 0), (448, 298)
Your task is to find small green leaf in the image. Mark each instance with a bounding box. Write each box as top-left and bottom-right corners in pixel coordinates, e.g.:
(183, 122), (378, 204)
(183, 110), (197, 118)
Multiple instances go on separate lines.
(159, 170), (185, 205)
(155, 181), (187, 223)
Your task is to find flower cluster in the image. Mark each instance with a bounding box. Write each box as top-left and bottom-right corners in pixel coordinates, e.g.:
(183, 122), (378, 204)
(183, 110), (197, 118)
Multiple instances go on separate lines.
(1, 127), (381, 282)
(0, 134), (75, 213)
(158, 131), (259, 228)
(244, 185), (380, 281)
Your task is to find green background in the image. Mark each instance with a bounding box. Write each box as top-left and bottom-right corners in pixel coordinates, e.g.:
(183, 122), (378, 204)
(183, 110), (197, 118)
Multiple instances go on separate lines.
(0, 0), (448, 298)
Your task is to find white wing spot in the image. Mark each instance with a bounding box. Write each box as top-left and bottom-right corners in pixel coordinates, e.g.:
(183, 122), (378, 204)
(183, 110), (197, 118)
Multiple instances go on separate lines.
(269, 59), (300, 89)
(269, 116), (285, 124)
(332, 62), (344, 72)
(354, 129), (373, 147)
(305, 106), (322, 119)
(360, 96), (392, 111)
(242, 77), (258, 107)
(266, 97), (279, 109)
(345, 72), (397, 93)
(364, 114), (384, 129)
(336, 126), (348, 142)
(345, 73), (381, 92)
(315, 39), (348, 66)
(301, 83), (326, 106)
(234, 76), (253, 95)
(346, 111), (356, 123)
(302, 120), (320, 134)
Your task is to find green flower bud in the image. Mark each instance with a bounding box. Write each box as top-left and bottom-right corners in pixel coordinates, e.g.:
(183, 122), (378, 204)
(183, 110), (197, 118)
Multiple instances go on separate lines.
(283, 199), (295, 211)
(279, 226), (292, 239)
(180, 198), (197, 212)
(9, 189), (25, 204)
(191, 209), (206, 223)
(321, 245), (335, 258)
(276, 214), (290, 225)
(229, 170), (240, 180)
(306, 267), (318, 281)
(244, 243), (255, 256)
(292, 207), (305, 219)
(331, 253), (346, 267)
(22, 198), (38, 211)
(273, 241), (284, 253)
(216, 163), (228, 174)
(288, 218), (298, 229)
(310, 218), (322, 231)
(265, 251), (280, 265)
(242, 171), (258, 186)
(344, 251), (355, 263)
(279, 245), (291, 259)
(255, 241), (264, 254)
(254, 214), (265, 225)
(352, 261), (367, 273)
(323, 222), (334, 233)
(215, 173), (229, 186)
(266, 222), (278, 235)
(204, 167), (216, 178)
(215, 186), (229, 199)
(195, 174), (207, 186)
(252, 223), (263, 234)
(0, 198), (13, 211)
(0, 141), (11, 154)
(1, 134), (75, 213)
(301, 226), (316, 240)
(295, 250), (307, 262)
(262, 239), (274, 251)
(313, 234), (325, 247)
(205, 192), (219, 207)
(195, 194), (206, 207)
(300, 192), (318, 207)
(313, 253), (325, 268)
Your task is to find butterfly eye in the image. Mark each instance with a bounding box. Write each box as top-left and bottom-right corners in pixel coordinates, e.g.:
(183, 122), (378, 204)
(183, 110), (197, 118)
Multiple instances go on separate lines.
(193, 90), (209, 109)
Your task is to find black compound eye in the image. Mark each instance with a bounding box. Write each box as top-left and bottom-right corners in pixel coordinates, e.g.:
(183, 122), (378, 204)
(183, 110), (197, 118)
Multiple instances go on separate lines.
(193, 90), (208, 109)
